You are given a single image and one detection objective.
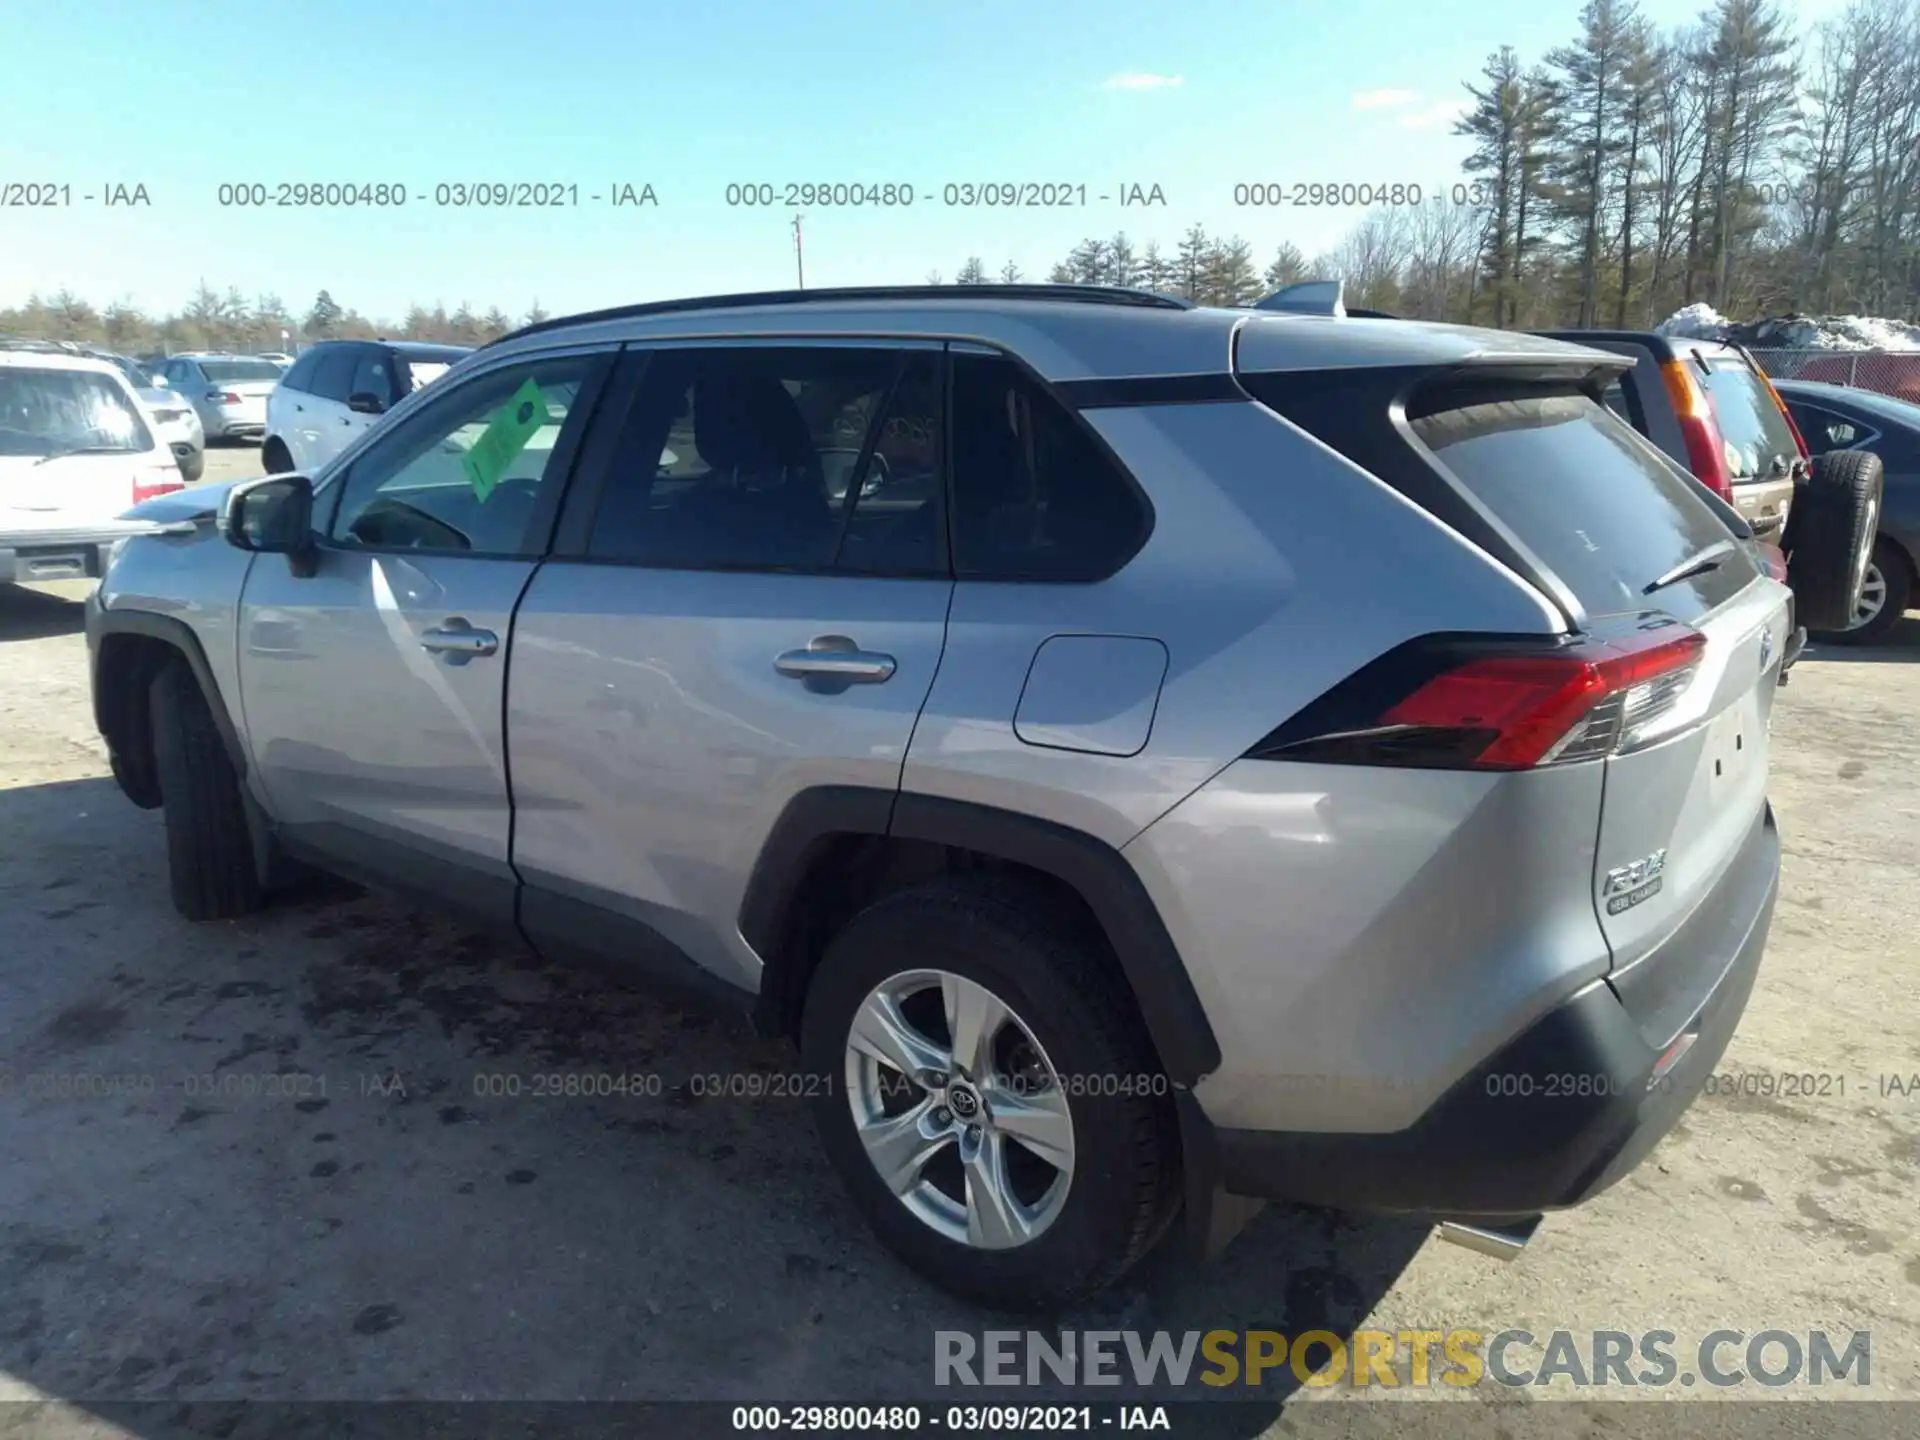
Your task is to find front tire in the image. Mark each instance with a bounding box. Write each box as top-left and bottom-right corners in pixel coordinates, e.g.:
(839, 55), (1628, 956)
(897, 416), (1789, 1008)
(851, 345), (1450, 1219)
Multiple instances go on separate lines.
(150, 662), (263, 920)
(800, 876), (1178, 1311)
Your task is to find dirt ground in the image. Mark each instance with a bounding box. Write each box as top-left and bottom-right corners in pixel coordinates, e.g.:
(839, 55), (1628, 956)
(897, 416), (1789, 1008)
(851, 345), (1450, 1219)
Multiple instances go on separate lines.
(1, 453), (1916, 1434)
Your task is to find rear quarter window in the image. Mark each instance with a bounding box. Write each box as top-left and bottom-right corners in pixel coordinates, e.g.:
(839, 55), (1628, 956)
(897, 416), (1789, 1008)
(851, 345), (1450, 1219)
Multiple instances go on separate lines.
(1409, 390), (1755, 622)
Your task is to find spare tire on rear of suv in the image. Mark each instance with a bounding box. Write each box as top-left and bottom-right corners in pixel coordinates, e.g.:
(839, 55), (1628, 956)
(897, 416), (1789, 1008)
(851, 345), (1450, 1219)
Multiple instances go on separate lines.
(1783, 449), (1883, 632)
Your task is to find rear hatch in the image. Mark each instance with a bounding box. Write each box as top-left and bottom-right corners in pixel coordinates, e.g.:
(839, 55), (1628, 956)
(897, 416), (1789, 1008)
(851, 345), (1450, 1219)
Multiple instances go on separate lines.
(1239, 346), (1790, 973)
(196, 359), (283, 417)
(1693, 347), (1802, 538)
(0, 364), (176, 528)
(1403, 383), (1791, 968)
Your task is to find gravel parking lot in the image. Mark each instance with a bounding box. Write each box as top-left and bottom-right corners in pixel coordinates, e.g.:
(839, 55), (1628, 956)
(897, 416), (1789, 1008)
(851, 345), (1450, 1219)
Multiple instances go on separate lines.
(1, 452), (1916, 1432)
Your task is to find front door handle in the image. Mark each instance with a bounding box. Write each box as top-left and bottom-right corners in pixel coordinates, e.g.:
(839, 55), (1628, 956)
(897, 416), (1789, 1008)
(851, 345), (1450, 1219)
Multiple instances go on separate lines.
(774, 635), (896, 685)
(421, 619), (498, 663)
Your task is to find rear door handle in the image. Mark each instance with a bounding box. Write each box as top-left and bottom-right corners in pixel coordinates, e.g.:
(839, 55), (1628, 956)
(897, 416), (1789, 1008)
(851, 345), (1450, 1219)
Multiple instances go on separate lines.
(421, 619), (499, 663)
(775, 636), (896, 684)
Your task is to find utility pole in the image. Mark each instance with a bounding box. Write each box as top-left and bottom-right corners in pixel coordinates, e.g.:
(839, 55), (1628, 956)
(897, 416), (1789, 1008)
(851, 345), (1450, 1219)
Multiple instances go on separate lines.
(792, 213), (806, 289)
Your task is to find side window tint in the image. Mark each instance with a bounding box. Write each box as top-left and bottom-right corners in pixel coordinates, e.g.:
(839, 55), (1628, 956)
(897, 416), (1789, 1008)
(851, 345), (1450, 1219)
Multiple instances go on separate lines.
(349, 350), (395, 405)
(328, 358), (594, 556)
(309, 348), (358, 403)
(587, 346), (926, 572)
(949, 353), (1149, 580)
(835, 352), (943, 575)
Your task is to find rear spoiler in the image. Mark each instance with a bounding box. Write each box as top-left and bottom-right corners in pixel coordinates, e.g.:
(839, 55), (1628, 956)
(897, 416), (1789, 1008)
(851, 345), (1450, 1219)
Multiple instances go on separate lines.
(1251, 279), (1399, 320)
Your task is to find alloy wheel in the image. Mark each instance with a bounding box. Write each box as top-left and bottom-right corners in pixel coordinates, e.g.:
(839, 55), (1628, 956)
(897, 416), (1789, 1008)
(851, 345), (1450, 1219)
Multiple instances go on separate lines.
(842, 968), (1075, 1250)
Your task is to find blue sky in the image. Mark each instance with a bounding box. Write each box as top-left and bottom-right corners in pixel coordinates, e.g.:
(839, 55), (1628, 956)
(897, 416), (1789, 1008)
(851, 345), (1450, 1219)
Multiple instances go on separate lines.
(1, 0), (1843, 325)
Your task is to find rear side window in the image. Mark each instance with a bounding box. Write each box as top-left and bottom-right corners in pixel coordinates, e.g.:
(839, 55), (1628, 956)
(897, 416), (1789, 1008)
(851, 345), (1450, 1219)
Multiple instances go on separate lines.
(949, 353), (1149, 581)
(587, 345), (944, 576)
(1409, 391), (1751, 621)
(308, 347), (358, 402)
(349, 349), (398, 404)
(1697, 354), (1799, 480)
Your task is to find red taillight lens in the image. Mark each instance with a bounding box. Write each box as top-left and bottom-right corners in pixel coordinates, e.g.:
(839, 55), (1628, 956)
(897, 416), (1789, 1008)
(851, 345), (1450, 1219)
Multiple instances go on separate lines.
(133, 473), (185, 504)
(1659, 360), (1734, 500)
(1381, 627), (1706, 768)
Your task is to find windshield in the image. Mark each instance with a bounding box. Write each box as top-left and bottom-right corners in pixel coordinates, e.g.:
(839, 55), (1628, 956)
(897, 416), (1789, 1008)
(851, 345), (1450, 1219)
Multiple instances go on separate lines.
(1697, 354), (1801, 480)
(199, 358), (284, 383)
(0, 367), (153, 457)
(407, 362), (454, 392)
(112, 357), (156, 388)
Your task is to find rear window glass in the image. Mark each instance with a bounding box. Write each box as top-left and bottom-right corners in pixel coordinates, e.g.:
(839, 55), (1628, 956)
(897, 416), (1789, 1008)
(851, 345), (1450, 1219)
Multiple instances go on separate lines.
(199, 359), (284, 383)
(1698, 355), (1800, 481)
(1410, 391), (1750, 621)
(0, 367), (153, 457)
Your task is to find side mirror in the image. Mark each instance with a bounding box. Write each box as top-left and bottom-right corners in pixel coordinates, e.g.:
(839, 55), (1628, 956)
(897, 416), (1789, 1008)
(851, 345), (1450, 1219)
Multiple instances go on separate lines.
(225, 474), (316, 573)
(347, 391), (387, 415)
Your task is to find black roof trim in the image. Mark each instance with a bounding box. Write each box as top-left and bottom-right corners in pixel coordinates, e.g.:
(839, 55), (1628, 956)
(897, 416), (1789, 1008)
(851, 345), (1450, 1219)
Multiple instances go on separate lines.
(481, 284), (1193, 351)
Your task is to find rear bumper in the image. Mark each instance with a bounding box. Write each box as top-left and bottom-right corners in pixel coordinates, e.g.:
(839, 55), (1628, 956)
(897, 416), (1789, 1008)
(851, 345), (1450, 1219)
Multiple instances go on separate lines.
(0, 532), (128, 583)
(1731, 477), (1794, 539)
(1206, 803), (1779, 1218)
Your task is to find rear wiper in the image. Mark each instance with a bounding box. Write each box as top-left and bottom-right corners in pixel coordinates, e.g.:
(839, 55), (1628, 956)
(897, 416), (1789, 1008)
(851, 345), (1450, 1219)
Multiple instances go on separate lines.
(32, 445), (132, 466)
(1644, 537), (1739, 594)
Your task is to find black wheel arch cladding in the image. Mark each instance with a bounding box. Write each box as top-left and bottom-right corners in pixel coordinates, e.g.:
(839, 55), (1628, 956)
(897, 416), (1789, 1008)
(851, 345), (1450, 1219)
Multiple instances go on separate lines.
(739, 786), (1223, 1087)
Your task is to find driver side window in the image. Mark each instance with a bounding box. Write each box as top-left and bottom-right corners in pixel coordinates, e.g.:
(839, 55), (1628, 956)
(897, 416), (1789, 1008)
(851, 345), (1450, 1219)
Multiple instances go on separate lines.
(327, 356), (599, 557)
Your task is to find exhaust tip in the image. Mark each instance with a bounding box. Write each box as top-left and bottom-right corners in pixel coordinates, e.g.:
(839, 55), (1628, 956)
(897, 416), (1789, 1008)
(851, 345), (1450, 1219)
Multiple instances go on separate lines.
(1436, 1215), (1542, 1262)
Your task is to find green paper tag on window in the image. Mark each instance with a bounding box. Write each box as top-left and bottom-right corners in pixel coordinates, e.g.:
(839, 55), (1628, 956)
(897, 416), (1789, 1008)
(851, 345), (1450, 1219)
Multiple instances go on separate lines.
(460, 376), (550, 502)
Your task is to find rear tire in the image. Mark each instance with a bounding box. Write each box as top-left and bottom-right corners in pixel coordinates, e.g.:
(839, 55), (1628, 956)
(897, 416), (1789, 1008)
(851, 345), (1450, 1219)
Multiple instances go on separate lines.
(261, 438), (294, 475)
(150, 662), (262, 921)
(178, 450), (205, 483)
(1815, 536), (1911, 645)
(1783, 449), (1883, 632)
(800, 876), (1178, 1311)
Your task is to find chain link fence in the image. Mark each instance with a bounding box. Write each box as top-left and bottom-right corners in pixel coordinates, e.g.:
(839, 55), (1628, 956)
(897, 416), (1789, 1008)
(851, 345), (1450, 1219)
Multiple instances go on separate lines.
(1747, 348), (1920, 403)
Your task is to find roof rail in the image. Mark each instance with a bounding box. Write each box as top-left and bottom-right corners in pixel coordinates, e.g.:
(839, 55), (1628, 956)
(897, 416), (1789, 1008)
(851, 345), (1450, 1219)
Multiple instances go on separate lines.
(1253, 279), (1347, 317)
(483, 283), (1194, 350)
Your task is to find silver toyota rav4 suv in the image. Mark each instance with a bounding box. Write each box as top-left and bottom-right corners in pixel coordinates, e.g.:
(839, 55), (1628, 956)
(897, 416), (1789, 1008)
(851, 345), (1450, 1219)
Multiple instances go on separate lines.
(88, 285), (1789, 1311)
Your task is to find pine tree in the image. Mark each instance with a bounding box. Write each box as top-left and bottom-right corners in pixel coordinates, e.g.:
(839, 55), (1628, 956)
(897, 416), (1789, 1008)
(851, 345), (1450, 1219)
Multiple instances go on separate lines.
(1108, 233), (1137, 287)
(999, 261), (1023, 283)
(1067, 238), (1111, 284)
(1263, 242), (1308, 290)
(1175, 225), (1210, 300)
(306, 289), (344, 338)
(1547, 0), (1640, 327)
(1138, 241), (1175, 293)
(955, 257), (989, 284)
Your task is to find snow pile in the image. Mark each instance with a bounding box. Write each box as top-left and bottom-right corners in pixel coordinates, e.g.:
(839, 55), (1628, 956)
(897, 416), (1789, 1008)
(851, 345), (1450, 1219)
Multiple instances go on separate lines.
(1739, 314), (1920, 350)
(1655, 303), (1733, 340)
(1654, 303), (1920, 350)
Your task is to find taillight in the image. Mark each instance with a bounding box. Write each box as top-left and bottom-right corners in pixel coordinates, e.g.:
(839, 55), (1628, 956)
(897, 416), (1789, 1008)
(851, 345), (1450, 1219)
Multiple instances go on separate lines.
(133, 471), (185, 504)
(1250, 624), (1708, 771)
(1757, 541), (1788, 583)
(1659, 360), (1734, 500)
